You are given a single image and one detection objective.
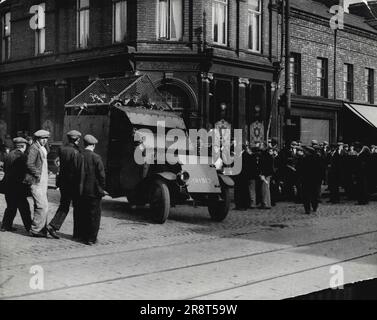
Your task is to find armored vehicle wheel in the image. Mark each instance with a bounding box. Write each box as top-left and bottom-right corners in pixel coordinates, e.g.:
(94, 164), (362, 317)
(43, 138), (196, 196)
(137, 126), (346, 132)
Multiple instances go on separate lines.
(149, 179), (170, 224)
(208, 186), (231, 222)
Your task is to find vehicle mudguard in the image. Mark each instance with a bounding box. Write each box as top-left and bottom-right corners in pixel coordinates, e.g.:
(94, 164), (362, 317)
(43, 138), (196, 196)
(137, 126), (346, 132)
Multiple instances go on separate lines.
(218, 174), (235, 188)
(155, 172), (177, 181)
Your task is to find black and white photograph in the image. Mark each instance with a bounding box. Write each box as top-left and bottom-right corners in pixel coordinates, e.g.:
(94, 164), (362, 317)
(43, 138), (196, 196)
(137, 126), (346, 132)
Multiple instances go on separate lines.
(0, 0), (377, 303)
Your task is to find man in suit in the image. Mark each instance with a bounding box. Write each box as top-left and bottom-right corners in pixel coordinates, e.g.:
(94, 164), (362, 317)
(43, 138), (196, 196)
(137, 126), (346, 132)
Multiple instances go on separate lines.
(297, 146), (323, 214)
(1, 137), (32, 232)
(24, 130), (51, 237)
(47, 130), (82, 239)
(77, 135), (106, 245)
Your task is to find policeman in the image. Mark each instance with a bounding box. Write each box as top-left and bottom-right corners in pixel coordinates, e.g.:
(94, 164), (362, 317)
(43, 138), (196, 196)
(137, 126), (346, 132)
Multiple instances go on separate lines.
(77, 135), (106, 245)
(47, 130), (82, 239)
(1, 137), (32, 232)
(26, 130), (51, 237)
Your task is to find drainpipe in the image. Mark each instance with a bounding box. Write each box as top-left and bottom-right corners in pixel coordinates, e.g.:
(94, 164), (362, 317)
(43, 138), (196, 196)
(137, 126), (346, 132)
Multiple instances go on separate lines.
(284, 0), (292, 128)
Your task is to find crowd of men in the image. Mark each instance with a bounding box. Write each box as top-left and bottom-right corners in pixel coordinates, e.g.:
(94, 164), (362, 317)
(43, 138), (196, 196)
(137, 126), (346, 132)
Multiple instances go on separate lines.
(0, 130), (106, 245)
(234, 139), (377, 214)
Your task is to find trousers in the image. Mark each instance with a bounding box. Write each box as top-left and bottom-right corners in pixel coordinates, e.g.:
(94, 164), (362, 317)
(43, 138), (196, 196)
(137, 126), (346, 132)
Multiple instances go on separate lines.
(49, 187), (79, 235)
(1, 187), (32, 231)
(77, 197), (102, 242)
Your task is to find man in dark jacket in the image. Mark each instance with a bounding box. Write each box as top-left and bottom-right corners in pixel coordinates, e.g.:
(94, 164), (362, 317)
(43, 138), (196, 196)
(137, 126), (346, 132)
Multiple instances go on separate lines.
(77, 134), (106, 245)
(47, 130), (82, 239)
(1, 137), (32, 232)
(297, 146), (323, 214)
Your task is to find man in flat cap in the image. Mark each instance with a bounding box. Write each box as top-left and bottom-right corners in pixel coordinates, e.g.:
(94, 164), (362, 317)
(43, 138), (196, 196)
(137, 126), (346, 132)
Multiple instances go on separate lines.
(24, 130), (51, 237)
(76, 134), (106, 245)
(47, 130), (82, 239)
(1, 137), (32, 232)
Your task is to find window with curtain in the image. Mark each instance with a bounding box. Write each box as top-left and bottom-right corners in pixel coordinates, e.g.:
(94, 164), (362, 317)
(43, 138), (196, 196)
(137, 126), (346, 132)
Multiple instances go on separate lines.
(343, 64), (353, 101)
(247, 0), (261, 52)
(365, 68), (374, 104)
(212, 0), (227, 45)
(157, 0), (183, 40)
(1, 11), (10, 62)
(289, 53), (301, 95)
(34, 3), (45, 55)
(113, 0), (127, 43)
(316, 58), (328, 98)
(77, 0), (89, 48)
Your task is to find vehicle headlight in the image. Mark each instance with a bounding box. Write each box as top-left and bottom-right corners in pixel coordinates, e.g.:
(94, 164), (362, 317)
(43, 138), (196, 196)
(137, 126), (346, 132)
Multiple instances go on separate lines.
(176, 171), (190, 186)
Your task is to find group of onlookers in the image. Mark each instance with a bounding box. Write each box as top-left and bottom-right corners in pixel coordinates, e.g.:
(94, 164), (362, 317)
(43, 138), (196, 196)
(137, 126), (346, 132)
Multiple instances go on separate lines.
(233, 139), (377, 214)
(0, 130), (106, 245)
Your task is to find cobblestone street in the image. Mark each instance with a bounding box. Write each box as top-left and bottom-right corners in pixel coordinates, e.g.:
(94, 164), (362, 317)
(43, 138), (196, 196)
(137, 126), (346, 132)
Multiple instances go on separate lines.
(1, 187), (377, 300)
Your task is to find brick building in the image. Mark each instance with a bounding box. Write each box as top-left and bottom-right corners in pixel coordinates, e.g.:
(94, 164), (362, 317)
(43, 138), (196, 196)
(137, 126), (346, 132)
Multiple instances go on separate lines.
(274, 0), (377, 145)
(0, 0), (280, 145)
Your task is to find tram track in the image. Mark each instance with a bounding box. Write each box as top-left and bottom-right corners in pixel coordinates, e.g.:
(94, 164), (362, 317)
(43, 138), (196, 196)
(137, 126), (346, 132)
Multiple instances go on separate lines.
(2, 227), (377, 269)
(2, 228), (377, 300)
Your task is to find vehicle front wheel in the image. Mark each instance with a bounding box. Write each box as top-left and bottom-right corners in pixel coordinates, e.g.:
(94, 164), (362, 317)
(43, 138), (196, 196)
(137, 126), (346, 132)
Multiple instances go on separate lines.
(149, 179), (170, 224)
(208, 186), (231, 222)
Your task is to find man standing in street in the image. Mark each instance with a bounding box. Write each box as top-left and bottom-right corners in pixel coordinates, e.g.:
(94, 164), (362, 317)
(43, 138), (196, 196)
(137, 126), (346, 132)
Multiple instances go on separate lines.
(47, 130), (82, 239)
(297, 146), (323, 215)
(77, 135), (106, 245)
(1, 137), (32, 232)
(24, 130), (50, 238)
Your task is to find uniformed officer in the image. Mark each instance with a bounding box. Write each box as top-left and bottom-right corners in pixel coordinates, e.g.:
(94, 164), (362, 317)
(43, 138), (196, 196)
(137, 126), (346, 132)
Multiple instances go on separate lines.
(1, 137), (32, 232)
(77, 135), (106, 245)
(25, 130), (51, 237)
(47, 130), (82, 239)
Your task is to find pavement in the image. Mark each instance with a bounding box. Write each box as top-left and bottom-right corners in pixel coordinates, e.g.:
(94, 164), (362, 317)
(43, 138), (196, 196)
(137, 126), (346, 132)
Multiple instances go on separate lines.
(0, 184), (377, 300)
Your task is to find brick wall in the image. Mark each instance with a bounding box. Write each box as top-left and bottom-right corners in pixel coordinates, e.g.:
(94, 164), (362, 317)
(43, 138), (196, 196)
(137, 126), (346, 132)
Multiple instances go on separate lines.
(278, 9), (377, 105)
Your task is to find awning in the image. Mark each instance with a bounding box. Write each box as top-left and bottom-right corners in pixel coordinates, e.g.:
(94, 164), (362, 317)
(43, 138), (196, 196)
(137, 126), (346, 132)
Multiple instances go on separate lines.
(344, 103), (377, 129)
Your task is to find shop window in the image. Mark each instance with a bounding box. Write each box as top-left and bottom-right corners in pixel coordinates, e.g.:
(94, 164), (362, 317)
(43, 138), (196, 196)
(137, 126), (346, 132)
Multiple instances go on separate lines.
(113, 0), (127, 43)
(247, 0), (261, 52)
(77, 0), (90, 48)
(1, 11), (10, 62)
(300, 118), (330, 146)
(212, 0), (228, 45)
(158, 83), (190, 123)
(157, 0), (183, 40)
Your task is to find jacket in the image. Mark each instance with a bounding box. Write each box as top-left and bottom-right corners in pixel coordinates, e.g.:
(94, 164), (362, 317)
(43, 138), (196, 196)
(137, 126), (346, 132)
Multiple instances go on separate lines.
(79, 149), (106, 198)
(24, 142), (48, 185)
(56, 142), (81, 188)
(2, 149), (28, 190)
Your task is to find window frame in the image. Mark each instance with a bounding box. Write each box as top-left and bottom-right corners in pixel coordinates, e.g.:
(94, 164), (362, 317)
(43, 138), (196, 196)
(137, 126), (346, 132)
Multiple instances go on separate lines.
(212, 0), (228, 46)
(365, 68), (374, 104)
(1, 11), (11, 62)
(289, 52), (301, 95)
(316, 57), (328, 98)
(247, 0), (262, 53)
(156, 0), (183, 41)
(33, 3), (45, 56)
(77, 0), (90, 49)
(113, 0), (128, 43)
(343, 63), (354, 102)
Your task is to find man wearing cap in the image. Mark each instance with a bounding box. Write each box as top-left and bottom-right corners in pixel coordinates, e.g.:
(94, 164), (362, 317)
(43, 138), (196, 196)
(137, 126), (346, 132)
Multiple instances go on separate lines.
(1, 137), (32, 232)
(76, 134), (106, 245)
(24, 130), (50, 237)
(46, 130), (82, 239)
